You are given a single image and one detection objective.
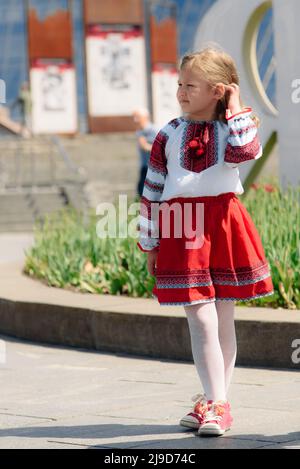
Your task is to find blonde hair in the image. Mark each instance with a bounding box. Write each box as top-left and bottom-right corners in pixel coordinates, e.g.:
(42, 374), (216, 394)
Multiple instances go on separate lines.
(178, 45), (260, 127)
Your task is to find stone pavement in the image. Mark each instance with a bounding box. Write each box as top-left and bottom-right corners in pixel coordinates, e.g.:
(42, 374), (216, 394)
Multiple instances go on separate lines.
(0, 334), (300, 449)
(0, 233), (33, 264)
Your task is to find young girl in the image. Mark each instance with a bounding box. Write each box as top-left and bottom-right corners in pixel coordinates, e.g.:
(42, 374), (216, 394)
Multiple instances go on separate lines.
(137, 46), (274, 437)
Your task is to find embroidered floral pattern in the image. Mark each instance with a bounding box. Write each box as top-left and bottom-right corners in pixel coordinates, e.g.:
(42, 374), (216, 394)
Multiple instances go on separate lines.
(169, 117), (182, 129)
(155, 261), (271, 289)
(152, 291), (275, 306)
(147, 130), (168, 176)
(155, 268), (213, 289)
(224, 134), (261, 164)
(229, 123), (257, 136)
(210, 260), (271, 285)
(179, 121), (218, 173)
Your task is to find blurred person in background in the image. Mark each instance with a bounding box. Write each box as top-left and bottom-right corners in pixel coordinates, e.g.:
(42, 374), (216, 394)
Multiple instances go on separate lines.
(10, 81), (32, 136)
(132, 108), (159, 197)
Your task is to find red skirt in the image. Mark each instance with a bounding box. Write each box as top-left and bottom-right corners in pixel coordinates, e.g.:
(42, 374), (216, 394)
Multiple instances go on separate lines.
(152, 192), (274, 306)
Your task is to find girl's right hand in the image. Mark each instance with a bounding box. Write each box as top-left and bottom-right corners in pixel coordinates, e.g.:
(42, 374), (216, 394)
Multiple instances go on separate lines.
(147, 250), (158, 276)
(223, 83), (242, 116)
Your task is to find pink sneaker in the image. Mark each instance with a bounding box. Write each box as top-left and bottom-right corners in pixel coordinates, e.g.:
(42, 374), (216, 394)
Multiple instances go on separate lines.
(198, 400), (233, 436)
(179, 393), (209, 429)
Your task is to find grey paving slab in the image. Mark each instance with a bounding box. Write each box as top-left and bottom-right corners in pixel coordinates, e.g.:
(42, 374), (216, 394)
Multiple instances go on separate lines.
(0, 414), (273, 450)
(0, 233), (33, 264)
(0, 437), (85, 449)
(261, 440), (300, 450)
(0, 334), (300, 449)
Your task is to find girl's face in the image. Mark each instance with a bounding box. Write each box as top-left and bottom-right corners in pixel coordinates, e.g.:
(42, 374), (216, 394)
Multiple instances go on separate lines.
(177, 67), (219, 118)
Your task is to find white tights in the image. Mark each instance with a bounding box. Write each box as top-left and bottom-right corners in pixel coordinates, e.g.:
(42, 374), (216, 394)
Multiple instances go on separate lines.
(184, 299), (237, 402)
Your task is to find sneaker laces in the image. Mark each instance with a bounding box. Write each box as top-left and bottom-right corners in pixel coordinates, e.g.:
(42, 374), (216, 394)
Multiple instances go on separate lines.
(190, 393), (207, 414)
(203, 401), (226, 423)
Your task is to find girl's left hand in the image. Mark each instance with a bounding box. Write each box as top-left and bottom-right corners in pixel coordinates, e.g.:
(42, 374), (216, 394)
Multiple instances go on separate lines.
(223, 83), (242, 117)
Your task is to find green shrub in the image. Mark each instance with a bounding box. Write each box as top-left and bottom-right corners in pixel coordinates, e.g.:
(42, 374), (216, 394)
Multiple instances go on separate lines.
(24, 202), (155, 298)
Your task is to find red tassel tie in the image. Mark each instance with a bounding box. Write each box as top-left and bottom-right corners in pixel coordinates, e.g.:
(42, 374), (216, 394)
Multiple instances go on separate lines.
(188, 123), (210, 158)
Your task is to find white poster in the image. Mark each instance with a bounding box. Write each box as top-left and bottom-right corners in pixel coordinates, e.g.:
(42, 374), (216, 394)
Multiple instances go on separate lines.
(152, 64), (181, 128)
(30, 60), (77, 134)
(85, 25), (147, 117)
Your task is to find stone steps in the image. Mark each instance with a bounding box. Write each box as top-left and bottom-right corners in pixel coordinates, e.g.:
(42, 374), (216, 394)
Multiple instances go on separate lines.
(0, 135), (90, 231)
(0, 186), (90, 232)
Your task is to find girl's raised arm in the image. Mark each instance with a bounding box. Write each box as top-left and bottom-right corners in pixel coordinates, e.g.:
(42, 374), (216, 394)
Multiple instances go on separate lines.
(224, 107), (263, 168)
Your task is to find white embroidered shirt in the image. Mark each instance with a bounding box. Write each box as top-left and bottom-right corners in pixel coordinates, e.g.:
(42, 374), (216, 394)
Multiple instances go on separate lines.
(137, 107), (262, 252)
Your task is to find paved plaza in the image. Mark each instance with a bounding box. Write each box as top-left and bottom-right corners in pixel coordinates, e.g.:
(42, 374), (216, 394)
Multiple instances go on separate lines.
(0, 334), (299, 449)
